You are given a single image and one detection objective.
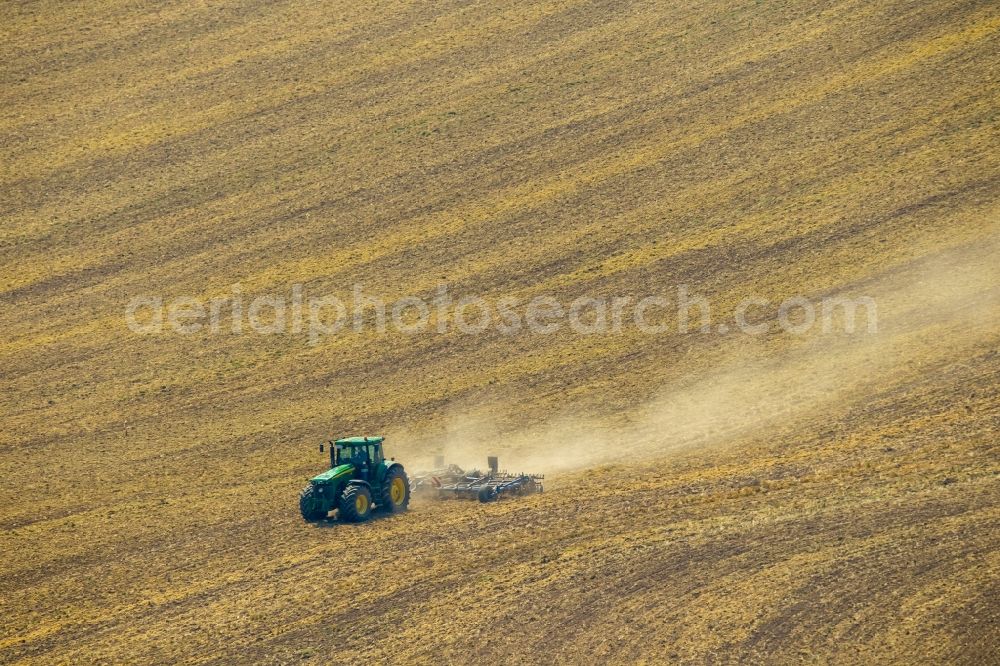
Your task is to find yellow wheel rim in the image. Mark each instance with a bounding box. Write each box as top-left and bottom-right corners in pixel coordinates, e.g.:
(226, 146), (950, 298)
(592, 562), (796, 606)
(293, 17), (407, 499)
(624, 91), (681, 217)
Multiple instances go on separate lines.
(390, 477), (406, 504)
(355, 494), (369, 513)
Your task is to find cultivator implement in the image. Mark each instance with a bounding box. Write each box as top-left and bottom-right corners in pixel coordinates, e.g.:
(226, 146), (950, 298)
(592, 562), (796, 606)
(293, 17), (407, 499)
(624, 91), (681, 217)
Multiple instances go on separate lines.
(410, 457), (477, 496)
(412, 456), (544, 503)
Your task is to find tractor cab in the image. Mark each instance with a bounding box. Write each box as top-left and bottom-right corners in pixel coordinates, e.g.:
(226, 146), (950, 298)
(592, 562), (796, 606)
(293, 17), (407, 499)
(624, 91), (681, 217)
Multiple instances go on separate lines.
(330, 436), (384, 474)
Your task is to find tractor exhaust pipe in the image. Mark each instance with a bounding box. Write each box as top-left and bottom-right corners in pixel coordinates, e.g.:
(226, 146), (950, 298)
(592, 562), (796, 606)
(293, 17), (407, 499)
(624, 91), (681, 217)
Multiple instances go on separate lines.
(321, 441), (336, 468)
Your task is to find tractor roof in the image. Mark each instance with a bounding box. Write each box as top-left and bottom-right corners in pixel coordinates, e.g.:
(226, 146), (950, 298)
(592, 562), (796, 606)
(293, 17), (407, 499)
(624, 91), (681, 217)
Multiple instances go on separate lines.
(334, 436), (383, 445)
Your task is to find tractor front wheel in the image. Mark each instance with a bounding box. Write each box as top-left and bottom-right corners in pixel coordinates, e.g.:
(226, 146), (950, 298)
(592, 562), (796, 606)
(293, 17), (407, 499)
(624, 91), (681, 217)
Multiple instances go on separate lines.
(339, 484), (373, 522)
(299, 485), (328, 521)
(379, 467), (411, 513)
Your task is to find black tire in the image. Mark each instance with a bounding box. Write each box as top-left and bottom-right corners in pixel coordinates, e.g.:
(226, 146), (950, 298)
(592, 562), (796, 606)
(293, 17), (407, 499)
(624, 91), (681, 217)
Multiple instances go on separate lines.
(339, 484), (373, 522)
(379, 466), (411, 513)
(478, 486), (498, 503)
(299, 485), (328, 521)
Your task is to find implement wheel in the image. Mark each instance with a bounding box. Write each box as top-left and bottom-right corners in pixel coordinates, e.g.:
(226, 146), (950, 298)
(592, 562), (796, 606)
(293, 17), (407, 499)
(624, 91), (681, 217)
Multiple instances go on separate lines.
(380, 467), (411, 513)
(339, 484), (373, 522)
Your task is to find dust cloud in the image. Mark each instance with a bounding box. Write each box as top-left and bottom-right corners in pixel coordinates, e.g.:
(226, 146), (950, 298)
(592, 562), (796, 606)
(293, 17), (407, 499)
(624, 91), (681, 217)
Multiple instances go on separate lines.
(398, 235), (999, 476)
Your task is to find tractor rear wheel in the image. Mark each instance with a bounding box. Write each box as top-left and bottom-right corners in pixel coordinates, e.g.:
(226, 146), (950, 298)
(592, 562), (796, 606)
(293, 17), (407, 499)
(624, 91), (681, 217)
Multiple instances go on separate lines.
(339, 484), (373, 522)
(299, 485), (328, 521)
(379, 467), (411, 513)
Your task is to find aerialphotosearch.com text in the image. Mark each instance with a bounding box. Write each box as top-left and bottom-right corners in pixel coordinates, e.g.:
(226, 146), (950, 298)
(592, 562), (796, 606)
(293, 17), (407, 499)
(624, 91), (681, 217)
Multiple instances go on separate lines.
(125, 283), (877, 344)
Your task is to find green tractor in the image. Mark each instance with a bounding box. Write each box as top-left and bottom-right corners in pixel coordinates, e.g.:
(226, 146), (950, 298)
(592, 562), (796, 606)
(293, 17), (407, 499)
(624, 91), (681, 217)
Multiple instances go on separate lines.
(299, 436), (411, 522)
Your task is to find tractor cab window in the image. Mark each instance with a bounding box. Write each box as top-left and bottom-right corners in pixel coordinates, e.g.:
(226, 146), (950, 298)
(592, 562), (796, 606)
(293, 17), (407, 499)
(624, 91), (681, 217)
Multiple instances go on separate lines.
(350, 446), (369, 466)
(368, 444), (383, 465)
